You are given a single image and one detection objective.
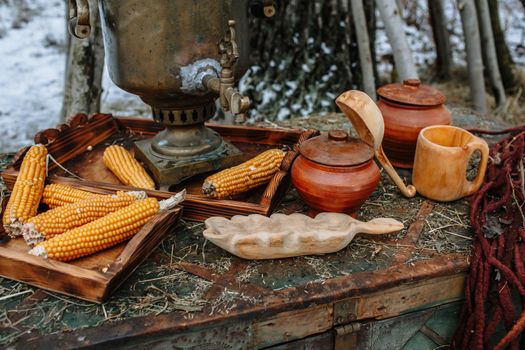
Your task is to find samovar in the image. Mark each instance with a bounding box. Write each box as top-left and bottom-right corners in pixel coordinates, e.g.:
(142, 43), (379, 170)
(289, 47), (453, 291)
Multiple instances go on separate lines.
(67, 0), (276, 189)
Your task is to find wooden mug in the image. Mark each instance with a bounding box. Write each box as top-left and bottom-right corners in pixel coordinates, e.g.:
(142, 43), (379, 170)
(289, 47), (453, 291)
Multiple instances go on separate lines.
(412, 125), (489, 202)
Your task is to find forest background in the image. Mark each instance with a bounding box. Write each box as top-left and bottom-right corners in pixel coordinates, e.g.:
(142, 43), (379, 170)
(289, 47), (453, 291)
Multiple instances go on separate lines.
(0, 0), (524, 152)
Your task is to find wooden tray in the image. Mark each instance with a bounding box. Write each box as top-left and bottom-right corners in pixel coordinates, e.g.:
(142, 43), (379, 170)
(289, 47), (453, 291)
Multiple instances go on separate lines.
(0, 186), (182, 303)
(1, 114), (318, 221)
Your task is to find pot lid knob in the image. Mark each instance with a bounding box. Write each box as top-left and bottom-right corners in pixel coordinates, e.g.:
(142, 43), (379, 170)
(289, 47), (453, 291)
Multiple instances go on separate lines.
(403, 79), (421, 88)
(328, 130), (348, 141)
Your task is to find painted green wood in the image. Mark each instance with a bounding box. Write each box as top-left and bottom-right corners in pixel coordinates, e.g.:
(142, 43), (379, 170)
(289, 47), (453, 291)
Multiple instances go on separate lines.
(356, 310), (434, 349)
(425, 304), (461, 342)
(401, 302), (462, 349)
(402, 332), (439, 350)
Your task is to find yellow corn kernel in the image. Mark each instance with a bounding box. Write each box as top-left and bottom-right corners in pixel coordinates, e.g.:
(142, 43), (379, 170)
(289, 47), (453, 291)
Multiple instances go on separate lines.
(3, 145), (47, 235)
(21, 191), (147, 245)
(103, 145), (155, 190)
(42, 184), (103, 208)
(29, 191), (185, 262)
(202, 149), (285, 199)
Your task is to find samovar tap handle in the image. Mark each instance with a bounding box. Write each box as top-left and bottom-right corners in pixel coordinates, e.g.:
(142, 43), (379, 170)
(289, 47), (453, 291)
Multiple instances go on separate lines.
(68, 0), (91, 39)
(204, 20), (250, 115)
(219, 20), (239, 68)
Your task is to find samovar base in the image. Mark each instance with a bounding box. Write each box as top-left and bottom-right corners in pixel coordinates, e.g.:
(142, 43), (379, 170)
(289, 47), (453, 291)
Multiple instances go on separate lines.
(134, 138), (243, 191)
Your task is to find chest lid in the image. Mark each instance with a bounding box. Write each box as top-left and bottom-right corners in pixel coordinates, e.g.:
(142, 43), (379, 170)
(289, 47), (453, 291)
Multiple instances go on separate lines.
(299, 130), (374, 167)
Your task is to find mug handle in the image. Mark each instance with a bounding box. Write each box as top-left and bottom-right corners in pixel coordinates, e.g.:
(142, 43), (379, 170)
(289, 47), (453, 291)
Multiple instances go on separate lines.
(463, 137), (489, 196)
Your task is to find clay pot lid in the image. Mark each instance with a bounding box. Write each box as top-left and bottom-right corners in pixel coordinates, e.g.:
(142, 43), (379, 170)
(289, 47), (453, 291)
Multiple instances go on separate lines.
(299, 130), (374, 167)
(377, 79), (446, 107)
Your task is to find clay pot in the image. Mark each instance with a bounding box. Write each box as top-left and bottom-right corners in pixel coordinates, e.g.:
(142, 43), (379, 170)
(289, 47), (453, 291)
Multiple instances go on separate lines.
(291, 130), (381, 217)
(377, 79), (452, 169)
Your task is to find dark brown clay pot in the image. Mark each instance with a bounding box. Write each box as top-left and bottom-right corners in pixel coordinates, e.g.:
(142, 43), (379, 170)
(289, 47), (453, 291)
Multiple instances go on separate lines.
(377, 79), (452, 169)
(291, 130), (381, 217)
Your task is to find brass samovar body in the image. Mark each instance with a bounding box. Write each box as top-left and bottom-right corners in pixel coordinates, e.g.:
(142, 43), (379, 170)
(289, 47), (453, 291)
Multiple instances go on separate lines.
(99, 0), (250, 109)
(68, 0), (275, 189)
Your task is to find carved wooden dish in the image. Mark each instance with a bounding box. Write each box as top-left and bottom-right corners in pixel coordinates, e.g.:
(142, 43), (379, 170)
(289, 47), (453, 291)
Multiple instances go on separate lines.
(0, 188), (182, 303)
(0, 114), (318, 222)
(203, 213), (404, 259)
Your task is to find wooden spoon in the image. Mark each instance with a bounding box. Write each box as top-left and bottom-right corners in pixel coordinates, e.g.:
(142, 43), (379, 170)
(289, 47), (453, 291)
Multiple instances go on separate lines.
(376, 145), (417, 198)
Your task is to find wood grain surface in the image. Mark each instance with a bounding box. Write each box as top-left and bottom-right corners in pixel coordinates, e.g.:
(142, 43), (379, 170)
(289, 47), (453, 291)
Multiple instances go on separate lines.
(0, 205), (182, 303)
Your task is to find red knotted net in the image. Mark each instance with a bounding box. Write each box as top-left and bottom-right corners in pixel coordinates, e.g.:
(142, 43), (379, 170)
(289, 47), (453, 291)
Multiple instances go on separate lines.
(451, 126), (525, 350)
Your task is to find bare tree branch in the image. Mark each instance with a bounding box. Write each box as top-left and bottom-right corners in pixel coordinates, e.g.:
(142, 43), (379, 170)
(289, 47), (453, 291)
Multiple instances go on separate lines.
(62, 0), (104, 121)
(476, 0), (506, 107)
(458, 0), (487, 113)
(375, 0), (418, 81)
(351, 0), (376, 99)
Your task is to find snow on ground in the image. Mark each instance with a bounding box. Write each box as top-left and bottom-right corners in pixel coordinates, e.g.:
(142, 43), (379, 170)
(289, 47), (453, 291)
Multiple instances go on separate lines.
(0, 0), (524, 152)
(0, 0), (148, 152)
(0, 0), (65, 153)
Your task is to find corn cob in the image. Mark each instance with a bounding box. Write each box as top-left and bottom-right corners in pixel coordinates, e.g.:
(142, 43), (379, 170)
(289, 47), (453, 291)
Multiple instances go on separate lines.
(29, 190), (186, 262)
(21, 191), (147, 246)
(3, 145), (47, 235)
(202, 149), (285, 199)
(103, 145), (155, 190)
(42, 184), (103, 208)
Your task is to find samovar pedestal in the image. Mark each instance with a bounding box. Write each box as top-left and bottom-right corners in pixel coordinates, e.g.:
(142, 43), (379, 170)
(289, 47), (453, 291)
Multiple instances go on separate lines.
(133, 103), (243, 190)
(134, 140), (242, 191)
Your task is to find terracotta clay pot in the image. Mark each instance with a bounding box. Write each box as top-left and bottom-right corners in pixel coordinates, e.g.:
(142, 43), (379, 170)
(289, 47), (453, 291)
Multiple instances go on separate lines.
(377, 79), (452, 169)
(291, 130), (381, 217)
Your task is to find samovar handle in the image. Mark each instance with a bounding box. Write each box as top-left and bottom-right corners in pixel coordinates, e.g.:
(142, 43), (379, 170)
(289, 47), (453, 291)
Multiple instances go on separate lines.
(68, 0), (91, 39)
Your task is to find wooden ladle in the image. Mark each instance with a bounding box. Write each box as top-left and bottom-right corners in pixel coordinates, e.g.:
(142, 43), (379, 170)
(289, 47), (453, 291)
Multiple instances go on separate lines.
(376, 145), (417, 197)
(336, 90), (416, 198)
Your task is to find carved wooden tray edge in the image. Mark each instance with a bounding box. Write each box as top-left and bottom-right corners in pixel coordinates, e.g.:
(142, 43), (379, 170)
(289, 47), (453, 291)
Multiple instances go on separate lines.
(0, 204), (182, 303)
(3, 113), (319, 221)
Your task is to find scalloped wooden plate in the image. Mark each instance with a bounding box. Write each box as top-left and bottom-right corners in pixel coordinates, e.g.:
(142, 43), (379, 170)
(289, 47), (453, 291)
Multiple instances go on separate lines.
(204, 213), (404, 259)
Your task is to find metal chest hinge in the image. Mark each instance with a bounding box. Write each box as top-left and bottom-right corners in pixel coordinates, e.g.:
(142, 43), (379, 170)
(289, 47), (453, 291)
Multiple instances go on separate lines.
(335, 322), (362, 336)
(334, 322), (362, 350)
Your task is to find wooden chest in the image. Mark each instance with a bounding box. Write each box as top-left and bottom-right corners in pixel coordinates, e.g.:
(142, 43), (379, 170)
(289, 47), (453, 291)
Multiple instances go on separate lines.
(0, 113), (487, 349)
(0, 172), (471, 349)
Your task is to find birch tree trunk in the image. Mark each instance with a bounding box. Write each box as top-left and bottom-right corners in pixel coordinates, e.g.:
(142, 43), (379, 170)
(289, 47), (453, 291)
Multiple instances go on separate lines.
(458, 0), (487, 113)
(61, 0), (104, 121)
(487, 0), (517, 91)
(428, 0), (452, 80)
(476, 0), (506, 106)
(364, 1), (379, 86)
(351, 0), (376, 100)
(375, 0), (418, 81)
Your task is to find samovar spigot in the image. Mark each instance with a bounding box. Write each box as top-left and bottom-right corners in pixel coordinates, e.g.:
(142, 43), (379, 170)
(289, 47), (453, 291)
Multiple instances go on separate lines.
(203, 20), (251, 115)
